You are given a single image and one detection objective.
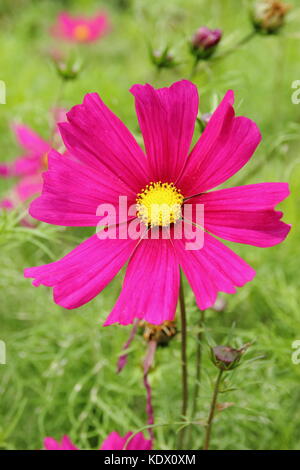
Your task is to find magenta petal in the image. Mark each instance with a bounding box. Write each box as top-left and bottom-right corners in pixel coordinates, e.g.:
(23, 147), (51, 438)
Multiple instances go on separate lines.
(173, 231), (256, 310)
(59, 93), (148, 192)
(100, 431), (152, 450)
(16, 175), (43, 202)
(104, 239), (180, 326)
(29, 150), (135, 226)
(24, 230), (137, 309)
(12, 124), (49, 154)
(44, 435), (78, 450)
(130, 80), (199, 182)
(178, 90), (262, 196)
(199, 182), (291, 247)
(0, 164), (10, 178)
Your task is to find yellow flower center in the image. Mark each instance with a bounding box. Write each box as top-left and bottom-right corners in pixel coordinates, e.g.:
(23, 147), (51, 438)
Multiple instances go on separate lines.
(73, 24), (90, 41)
(136, 182), (183, 227)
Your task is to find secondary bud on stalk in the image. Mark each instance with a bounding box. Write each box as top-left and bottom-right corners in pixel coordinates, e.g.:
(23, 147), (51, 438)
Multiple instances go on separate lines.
(190, 27), (222, 60)
(150, 46), (177, 70)
(211, 344), (250, 371)
(140, 321), (177, 346)
(52, 53), (82, 81)
(251, 0), (291, 34)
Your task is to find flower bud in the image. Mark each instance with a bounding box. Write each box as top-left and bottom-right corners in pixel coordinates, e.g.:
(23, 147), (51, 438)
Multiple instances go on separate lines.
(150, 47), (177, 70)
(52, 52), (82, 81)
(190, 27), (222, 60)
(211, 344), (250, 371)
(251, 0), (291, 34)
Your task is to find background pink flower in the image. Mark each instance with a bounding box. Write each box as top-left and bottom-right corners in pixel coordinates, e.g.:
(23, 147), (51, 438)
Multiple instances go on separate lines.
(52, 11), (109, 43)
(25, 81), (290, 326)
(44, 431), (152, 450)
(0, 110), (67, 209)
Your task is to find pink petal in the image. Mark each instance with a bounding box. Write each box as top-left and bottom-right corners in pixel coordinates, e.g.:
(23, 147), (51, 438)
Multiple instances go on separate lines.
(44, 435), (78, 450)
(24, 229), (137, 309)
(89, 13), (109, 40)
(16, 174), (43, 201)
(44, 437), (61, 450)
(130, 80), (199, 182)
(100, 431), (152, 450)
(173, 230), (256, 310)
(29, 150), (135, 226)
(0, 164), (10, 178)
(12, 154), (43, 177)
(198, 183), (291, 247)
(12, 124), (49, 154)
(100, 431), (126, 450)
(104, 239), (180, 326)
(61, 436), (78, 450)
(125, 432), (152, 451)
(59, 93), (148, 192)
(178, 90), (262, 196)
(0, 198), (14, 209)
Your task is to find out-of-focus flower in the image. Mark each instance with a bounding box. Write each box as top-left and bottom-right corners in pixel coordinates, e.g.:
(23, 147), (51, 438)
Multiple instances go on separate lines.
(251, 0), (291, 34)
(44, 435), (78, 450)
(25, 81), (290, 325)
(0, 110), (67, 210)
(211, 344), (251, 371)
(100, 431), (152, 450)
(190, 27), (222, 60)
(150, 46), (177, 70)
(44, 431), (152, 450)
(51, 11), (109, 43)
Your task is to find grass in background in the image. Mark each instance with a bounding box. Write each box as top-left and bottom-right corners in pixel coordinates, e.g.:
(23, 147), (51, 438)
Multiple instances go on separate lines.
(0, 0), (300, 450)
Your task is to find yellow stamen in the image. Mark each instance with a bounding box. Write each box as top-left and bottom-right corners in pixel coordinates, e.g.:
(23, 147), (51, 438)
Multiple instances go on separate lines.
(41, 152), (48, 169)
(136, 181), (183, 227)
(73, 24), (90, 41)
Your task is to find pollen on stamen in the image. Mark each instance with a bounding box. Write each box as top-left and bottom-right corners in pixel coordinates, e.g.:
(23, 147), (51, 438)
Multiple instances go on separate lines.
(136, 181), (184, 227)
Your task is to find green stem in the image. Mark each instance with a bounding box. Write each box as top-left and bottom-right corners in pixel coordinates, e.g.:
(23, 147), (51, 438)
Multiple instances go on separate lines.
(203, 369), (223, 450)
(178, 272), (189, 449)
(189, 57), (200, 79)
(212, 30), (257, 62)
(50, 78), (66, 145)
(191, 310), (205, 417)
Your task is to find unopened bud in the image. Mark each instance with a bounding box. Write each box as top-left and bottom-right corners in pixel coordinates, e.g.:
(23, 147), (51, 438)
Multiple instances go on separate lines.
(251, 0), (291, 34)
(150, 47), (177, 70)
(53, 53), (82, 81)
(190, 27), (222, 60)
(211, 344), (250, 371)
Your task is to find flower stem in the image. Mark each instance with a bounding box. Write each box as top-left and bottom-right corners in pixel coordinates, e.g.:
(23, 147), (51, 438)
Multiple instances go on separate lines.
(189, 57), (200, 79)
(191, 309), (205, 416)
(178, 272), (189, 449)
(203, 369), (223, 450)
(213, 30), (256, 62)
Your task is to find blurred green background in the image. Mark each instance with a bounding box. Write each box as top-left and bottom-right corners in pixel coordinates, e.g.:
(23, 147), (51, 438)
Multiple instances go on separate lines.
(0, 0), (300, 450)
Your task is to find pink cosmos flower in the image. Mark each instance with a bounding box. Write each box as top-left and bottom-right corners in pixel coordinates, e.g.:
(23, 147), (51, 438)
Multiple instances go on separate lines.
(0, 110), (67, 209)
(44, 432), (152, 450)
(24, 80), (290, 325)
(52, 12), (109, 43)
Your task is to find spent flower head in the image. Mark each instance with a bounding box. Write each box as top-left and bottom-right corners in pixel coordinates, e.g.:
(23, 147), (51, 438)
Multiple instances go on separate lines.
(251, 0), (291, 34)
